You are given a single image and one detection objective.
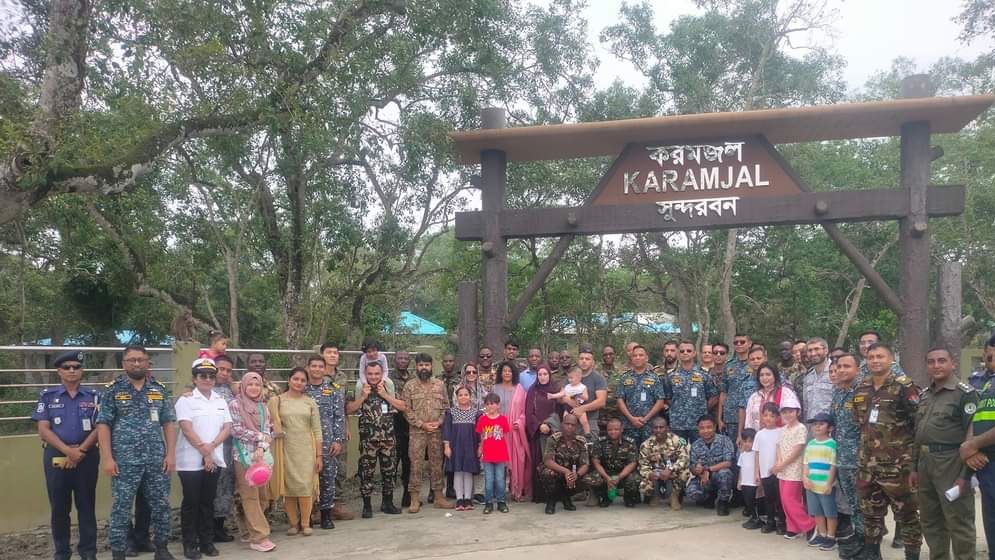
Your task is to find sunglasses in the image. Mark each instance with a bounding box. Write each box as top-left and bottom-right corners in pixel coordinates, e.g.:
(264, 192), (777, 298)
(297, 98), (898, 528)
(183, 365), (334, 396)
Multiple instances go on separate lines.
(195, 373), (217, 379)
(59, 364), (82, 371)
(478, 354), (492, 359)
(678, 349), (695, 353)
(714, 350), (728, 355)
(733, 340), (749, 345)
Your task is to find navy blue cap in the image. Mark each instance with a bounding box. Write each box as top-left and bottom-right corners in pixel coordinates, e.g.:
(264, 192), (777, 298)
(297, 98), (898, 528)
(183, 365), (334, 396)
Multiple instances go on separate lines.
(52, 351), (84, 369)
(806, 412), (834, 425)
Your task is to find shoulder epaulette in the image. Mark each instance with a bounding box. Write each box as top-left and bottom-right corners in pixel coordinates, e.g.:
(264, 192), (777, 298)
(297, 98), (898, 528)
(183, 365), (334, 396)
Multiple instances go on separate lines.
(958, 381), (976, 393)
(895, 375), (913, 387)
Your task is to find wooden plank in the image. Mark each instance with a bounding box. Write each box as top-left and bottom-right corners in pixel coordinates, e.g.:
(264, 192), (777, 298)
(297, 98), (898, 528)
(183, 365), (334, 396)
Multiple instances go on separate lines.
(898, 121), (932, 387)
(454, 186), (965, 240)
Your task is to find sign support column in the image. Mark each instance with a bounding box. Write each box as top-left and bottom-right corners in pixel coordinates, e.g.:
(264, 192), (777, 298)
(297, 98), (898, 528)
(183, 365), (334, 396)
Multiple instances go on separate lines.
(480, 107), (508, 352)
(898, 119), (931, 386)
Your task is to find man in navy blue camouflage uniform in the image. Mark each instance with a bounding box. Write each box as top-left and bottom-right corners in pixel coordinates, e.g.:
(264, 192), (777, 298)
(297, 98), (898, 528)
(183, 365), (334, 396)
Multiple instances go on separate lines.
(616, 345), (669, 447)
(305, 355), (346, 530)
(666, 341), (718, 444)
(33, 351), (100, 560)
(97, 346), (178, 560)
(685, 415), (736, 516)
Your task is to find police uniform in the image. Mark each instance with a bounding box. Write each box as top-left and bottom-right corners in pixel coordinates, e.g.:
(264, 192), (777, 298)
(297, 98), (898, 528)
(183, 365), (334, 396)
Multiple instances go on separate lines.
(852, 371), (922, 551)
(96, 374), (177, 553)
(616, 369), (669, 446)
(721, 357), (752, 439)
(305, 381), (345, 514)
(685, 433), (736, 506)
(969, 369), (995, 392)
(666, 366), (718, 443)
(914, 376), (978, 560)
(638, 432), (691, 504)
(971, 380), (995, 559)
(353, 378), (399, 502)
(32, 351), (100, 560)
(583, 435), (641, 505)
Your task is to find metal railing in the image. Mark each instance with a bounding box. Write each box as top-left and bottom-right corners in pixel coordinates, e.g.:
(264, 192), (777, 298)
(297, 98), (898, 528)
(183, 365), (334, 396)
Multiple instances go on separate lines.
(0, 345), (392, 430)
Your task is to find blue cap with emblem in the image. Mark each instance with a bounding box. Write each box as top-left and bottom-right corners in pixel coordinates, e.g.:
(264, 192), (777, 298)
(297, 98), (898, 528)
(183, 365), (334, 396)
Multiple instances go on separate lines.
(52, 351), (83, 369)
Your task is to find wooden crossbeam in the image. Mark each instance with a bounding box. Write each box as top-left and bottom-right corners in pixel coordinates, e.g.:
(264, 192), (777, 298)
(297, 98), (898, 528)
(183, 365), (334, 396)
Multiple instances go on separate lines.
(454, 186), (964, 240)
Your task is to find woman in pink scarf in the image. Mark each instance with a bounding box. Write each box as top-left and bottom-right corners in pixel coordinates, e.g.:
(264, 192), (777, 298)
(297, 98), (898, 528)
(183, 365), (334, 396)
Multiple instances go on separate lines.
(744, 363), (799, 431)
(507, 378), (531, 502)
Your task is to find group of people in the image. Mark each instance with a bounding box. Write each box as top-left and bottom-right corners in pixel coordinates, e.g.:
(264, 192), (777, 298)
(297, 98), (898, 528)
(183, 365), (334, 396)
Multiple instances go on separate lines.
(31, 332), (995, 560)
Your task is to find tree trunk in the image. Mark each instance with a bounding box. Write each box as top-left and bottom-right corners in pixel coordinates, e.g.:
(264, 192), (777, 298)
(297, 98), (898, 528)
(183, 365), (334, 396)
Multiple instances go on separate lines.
(718, 228), (738, 342)
(224, 250), (241, 346)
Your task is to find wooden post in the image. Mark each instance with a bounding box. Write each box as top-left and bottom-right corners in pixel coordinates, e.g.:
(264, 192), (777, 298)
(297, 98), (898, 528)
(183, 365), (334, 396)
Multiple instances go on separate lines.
(936, 262), (963, 363)
(480, 107), (508, 352)
(457, 281), (479, 366)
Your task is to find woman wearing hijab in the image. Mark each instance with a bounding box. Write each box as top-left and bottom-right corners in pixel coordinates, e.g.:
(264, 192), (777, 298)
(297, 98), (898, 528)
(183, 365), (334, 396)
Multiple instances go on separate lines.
(228, 372), (275, 553)
(525, 365), (562, 503)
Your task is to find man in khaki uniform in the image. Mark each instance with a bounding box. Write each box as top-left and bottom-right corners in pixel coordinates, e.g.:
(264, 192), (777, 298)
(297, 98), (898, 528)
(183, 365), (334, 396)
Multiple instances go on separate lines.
(400, 353), (453, 513)
(913, 347), (978, 560)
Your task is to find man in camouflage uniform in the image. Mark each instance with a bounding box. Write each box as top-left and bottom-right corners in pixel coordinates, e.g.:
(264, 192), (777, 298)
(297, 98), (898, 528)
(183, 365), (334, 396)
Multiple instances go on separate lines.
(685, 415), (735, 516)
(441, 354), (461, 406)
(719, 334), (753, 441)
(601, 345), (618, 377)
(319, 342), (355, 521)
(653, 340), (679, 378)
(585, 418), (640, 507)
(401, 353), (454, 512)
(211, 354), (237, 543)
(639, 416), (691, 511)
(347, 361), (404, 518)
(96, 346), (177, 560)
(667, 341), (719, 444)
(392, 350), (414, 506)
(616, 345), (669, 447)
(831, 353), (866, 559)
(539, 414), (591, 514)
(852, 342), (922, 560)
(477, 346), (497, 392)
(779, 340), (807, 394)
(913, 347), (977, 560)
(305, 355), (346, 529)
(599, 345), (625, 433)
(246, 353), (282, 401)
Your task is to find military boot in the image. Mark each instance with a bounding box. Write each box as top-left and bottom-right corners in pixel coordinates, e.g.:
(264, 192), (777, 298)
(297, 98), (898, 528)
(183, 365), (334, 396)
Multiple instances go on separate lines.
(904, 549), (920, 560)
(891, 522), (904, 549)
(408, 498), (421, 514)
(362, 497), (373, 519)
(153, 544), (176, 560)
(861, 543), (882, 560)
(544, 498), (557, 514)
(670, 490), (682, 511)
(212, 518), (233, 543)
(401, 490), (411, 508)
(320, 509), (334, 529)
(113, 552), (127, 560)
(597, 488), (611, 508)
(381, 492), (401, 514)
(562, 495), (576, 511)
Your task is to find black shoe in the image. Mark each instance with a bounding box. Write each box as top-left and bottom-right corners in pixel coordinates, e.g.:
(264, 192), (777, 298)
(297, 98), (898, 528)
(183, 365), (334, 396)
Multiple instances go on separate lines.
(198, 544), (219, 558)
(742, 516), (762, 529)
(891, 525), (904, 549)
(212, 518), (233, 543)
(446, 487), (457, 499)
(427, 489), (435, 504)
(776, 522), (787, 536)
(562, 496), (576, 511)
(497, 502), (509, 513)
(642, 494), (652, 504)
(381, 493), (402, 515)
(760, 523), (776, 534)
(362, 497), (373, 519)
(483, 503), (494, 514)
(545, 500), (556, 514)
(473, 494), (486, 505)
(154, 544), (176, 560)
(863, 543), (883, 560)
(401, 490), (411, 507)
(742, 507), (750, 517)
(127, 541), (153, 557)
(717, 501), (730, 516)
(623, 497), (636, 508)
(320, 508), (335, 529)
(904, 549), (920, 560)
(598, 494), (611, 507)
(703, 498), (715, 509)
(80, 553), (99, 560)
(113, 552), (127, 560)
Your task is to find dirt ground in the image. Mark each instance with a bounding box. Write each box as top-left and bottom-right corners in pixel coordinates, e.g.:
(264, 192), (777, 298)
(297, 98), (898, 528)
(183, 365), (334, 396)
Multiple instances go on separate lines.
(5, 487), (989, 560)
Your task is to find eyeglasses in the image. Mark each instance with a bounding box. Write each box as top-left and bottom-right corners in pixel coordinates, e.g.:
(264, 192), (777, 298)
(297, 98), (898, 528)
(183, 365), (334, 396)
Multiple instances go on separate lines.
(465, 370), (477, 375)
(678, 349), (695, 353)
(58, 365), (82, 371)
(124, 358), (147, 364)
(733, 340), (749, 345)
(195, 373), (217, 379)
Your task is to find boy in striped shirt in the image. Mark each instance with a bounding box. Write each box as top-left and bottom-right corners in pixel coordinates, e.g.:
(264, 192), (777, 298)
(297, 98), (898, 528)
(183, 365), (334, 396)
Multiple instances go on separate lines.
(804, 412), (838, 551)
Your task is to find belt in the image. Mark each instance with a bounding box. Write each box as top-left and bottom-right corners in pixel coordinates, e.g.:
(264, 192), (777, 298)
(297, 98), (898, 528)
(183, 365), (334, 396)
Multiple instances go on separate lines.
(920, 443), (960, 453)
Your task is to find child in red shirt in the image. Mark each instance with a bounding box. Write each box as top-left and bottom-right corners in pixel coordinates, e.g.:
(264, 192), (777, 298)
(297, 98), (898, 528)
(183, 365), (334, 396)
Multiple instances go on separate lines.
(198, 330), (228, 360)
(476, 393), (511, 513)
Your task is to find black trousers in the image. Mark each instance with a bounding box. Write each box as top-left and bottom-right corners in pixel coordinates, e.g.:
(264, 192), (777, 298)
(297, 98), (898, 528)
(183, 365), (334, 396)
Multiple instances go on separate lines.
(761, 475), (786, 528)
(394, 415), (411, 488)
(742, 484), (758, 517)
(44, 447), (99, 557)
(178, 469), (219, 547)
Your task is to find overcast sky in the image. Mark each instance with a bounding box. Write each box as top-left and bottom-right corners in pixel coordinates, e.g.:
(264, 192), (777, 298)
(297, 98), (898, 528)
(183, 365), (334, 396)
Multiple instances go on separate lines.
(584, 0), (991, 93)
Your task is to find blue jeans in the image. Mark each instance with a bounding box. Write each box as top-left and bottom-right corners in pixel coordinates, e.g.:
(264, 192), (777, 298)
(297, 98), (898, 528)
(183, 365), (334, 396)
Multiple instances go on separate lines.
(482, 462), (507, 504)
(806, 488), (838, 518)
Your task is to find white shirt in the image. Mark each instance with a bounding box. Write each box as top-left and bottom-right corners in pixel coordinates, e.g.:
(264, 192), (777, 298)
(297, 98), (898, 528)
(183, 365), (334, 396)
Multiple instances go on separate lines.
(752, 427), (783, 478)
(738, 450), (758, 487)
(175, 389), (233, 471)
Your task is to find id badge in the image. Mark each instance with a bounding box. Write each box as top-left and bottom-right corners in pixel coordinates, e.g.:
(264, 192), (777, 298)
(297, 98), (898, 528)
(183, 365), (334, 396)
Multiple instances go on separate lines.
(150, 408), (159, 423)
(691, 387), (699, 398)
(82, 418), (92, 432)
(381, 402), (389, 414)
(640, 391), (647, 403)
(868, 407), (879, 424)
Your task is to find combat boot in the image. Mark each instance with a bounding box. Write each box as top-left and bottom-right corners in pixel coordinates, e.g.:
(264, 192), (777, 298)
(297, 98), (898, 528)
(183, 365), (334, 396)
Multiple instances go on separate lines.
(408, 498), (421, 514)
(182, 543), (201, 560)
(861, 543), (882, 560)
(891, 522), (904, 549)
(716, 500), (730, 516)
(381, 492), (401, 514)
(331, 503), (354, 520)
(562, 495), (576, 511)
(742, 513), (762, 529)
(433, 494), (454, 509)
(597, 488), (611, 508)
(544, 498), (557, 514)
(904, 549), (920, 560)
(362, 497), (373, 519)
(320, 509), (334, 529)
(670, 490), (682, 511)
(113, 552), (127, 560)
(153, 544), (176, 560)
(427, 489), (435, 504)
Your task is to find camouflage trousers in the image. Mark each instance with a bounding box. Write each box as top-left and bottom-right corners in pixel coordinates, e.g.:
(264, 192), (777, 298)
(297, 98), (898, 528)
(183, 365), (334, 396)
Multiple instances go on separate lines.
(623, 425), (653, 449)
(213, 439), (235, 518)
(685, 468), (735, 505)
(359, 437), (397, 498)
(538, 467), (592, 498)
(857, 468), (922, 548)
(837, 467), (864, 534)
(317, 446), (339, 510)
(585, 471), (641, 502)
(335, 448), (348, 492)
(109, 463), (171, 552)
(408, 430), (445, 496)
(640, 470), (690, 498)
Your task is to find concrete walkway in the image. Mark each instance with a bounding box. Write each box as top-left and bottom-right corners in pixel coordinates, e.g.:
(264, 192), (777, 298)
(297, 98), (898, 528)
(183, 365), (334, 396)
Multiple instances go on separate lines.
(206, 496), (990, 560)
